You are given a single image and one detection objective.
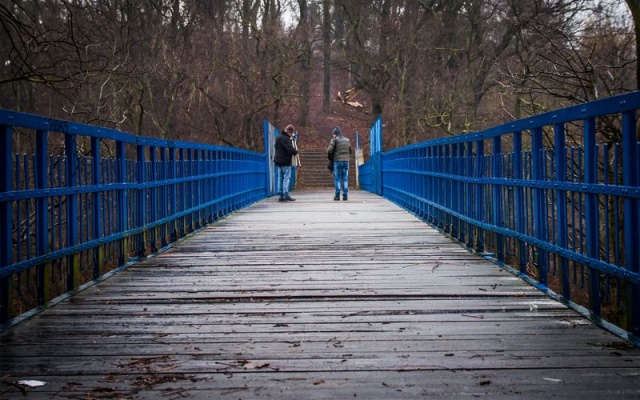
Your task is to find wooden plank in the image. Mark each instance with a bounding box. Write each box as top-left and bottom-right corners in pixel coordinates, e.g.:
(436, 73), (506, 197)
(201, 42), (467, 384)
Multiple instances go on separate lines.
(0, 190), (638, 399)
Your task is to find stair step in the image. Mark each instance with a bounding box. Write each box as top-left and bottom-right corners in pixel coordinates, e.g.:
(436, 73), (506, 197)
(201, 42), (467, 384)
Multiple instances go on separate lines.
(295, 151), (356, 188)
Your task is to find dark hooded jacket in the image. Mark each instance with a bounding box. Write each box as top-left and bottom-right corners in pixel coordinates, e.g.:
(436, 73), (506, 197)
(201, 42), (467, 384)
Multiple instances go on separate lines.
(273, 131), (298, 166)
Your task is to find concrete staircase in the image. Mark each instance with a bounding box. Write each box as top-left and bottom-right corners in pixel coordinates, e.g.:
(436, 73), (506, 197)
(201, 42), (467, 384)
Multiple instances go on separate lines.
(294, 151), (356, 189)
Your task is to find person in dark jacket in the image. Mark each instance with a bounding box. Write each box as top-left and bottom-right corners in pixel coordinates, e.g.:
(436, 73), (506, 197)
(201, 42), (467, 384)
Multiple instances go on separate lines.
(273, 124), (299, 201)
(327, 126), (352, 201)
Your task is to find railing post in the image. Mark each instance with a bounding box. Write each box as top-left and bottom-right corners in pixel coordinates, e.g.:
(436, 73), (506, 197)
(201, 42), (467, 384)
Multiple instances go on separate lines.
(370, 116), (383, 196)
(178, 147), (186, 236)
(149, 146), (158, 252)
(455, 142), (464, 242)
(64, 133), (80, 291)
(263, 119), (273, 196)
(212, 150), (220, 220)
(621, 110), (639, 336)
(160, 147), (169, 246)
(554, 123), (570, 299)
(194, 149), (202, 229)
(169, 147), (178, 241)
(1, 126), (13, 322)
(136, 143), (147, 257)
(444, 144), (452, 233)
(466, 142), (474, 248)
(531, 127), (548, 287)
(91, 136), (104, 278)
(116, 141), (128, 265)
(513, 131), (527, 274)
(208, 149), (214, 219)
(492, 136), (504, 262)
(36, 130), (51, 304)
(584, 117), (601, 316)
(475, 139), (485, 252)
(435, 145), (444, 228)
(187, 148), (194, 232)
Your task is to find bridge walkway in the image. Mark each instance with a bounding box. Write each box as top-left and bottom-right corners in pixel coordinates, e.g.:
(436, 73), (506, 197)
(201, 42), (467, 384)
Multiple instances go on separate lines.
(1, 190), (638, 399)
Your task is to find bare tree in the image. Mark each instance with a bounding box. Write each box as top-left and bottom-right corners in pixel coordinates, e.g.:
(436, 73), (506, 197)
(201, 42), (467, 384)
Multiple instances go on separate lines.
(496, 0), (634, 119)
(297, 0), (311, 126)
(322, 0), (331, 112)
(627, 0), (640, 89)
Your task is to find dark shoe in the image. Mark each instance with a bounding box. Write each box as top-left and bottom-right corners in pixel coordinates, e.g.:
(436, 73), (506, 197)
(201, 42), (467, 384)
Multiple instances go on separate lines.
(278, 197), (285, 202)
(343, 195), (348, 201)
(284, 195), (296, 201)
(334, 195), (340, 201)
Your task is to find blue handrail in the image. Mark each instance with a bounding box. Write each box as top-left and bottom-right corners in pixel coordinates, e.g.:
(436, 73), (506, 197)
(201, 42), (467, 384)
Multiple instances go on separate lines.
(0, 109), (268, 325)
(359, 91), (640, 343)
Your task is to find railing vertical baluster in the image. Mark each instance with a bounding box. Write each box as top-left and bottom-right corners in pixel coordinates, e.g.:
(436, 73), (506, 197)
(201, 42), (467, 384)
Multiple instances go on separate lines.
(450, 144), (456, 236)
(492, 136), (504, 262)
(64, 133), (79, 291)
(195, 149), (202, 228)
(149, 146), (158, 252)
(513, 131), (526, 274)
(475, 139), (484, 252)
(454, 143), (462, 241)
(466, 142), (474, 249)
(91, 136), (103, 278)
(613, 144), (621, 269)
(433, 145), (440, 228)
(14, 156), (20, 264)
(168, 147), (177, 241)
(213, 150), (219, 219)
(222, 150), (228, 214)
(57, 156), (63, 254)
(554, 123), (570, 299)
(1, 126), (13, 322)
(178, 148), (185, 237)
(584, 117), (601, 315)
(187, 148), (194, 232)
(602, 143), (611, 301)
(444, 144), (451, 233)
(160, 148), (168, 247)
(36, 130), (50, 305)
(210, 149), (216, 211)
(531, 127), (548, 287)
(23, 155), (31, 262)
(116, 141), (127, 264)
(136, 143), (147, 257)
(621, 110), (639, 336)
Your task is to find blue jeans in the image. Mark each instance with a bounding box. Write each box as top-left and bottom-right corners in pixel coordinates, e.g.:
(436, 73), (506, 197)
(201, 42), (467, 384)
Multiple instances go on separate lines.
(278, 165), (292, 197)
(333, 161), (349, 196)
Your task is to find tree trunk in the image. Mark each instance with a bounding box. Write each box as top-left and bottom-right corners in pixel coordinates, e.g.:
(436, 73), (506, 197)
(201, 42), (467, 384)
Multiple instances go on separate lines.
(298, 0), (310, 127)
(626, 0), (640, 90)
(322, 0), (331, 113)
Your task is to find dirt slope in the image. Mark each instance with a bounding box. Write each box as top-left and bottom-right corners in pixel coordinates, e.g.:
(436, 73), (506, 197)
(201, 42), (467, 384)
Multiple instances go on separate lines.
(297, 68), (373, 152)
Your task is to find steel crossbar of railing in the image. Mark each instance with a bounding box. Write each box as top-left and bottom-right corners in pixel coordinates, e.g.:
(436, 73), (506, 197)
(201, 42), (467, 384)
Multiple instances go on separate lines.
(0, 110), (269, 325)
(359, 91), (640, 344)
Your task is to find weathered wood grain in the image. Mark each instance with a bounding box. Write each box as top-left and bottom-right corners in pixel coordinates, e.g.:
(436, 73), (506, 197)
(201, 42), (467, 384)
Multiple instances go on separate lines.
(0, 190), (638, 399)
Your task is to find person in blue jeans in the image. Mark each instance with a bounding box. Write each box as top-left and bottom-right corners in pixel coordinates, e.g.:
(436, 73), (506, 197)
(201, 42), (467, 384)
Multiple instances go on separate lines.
(327, 126), (352, 201)
(273, 124), (299, 201)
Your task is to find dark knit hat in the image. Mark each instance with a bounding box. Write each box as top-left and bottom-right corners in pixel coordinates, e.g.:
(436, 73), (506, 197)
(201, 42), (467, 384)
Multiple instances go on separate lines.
(333, 126), (341, 135)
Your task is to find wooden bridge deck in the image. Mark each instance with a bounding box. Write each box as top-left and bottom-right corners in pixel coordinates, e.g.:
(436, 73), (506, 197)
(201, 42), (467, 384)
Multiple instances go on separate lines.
(1, 190), (638, 399)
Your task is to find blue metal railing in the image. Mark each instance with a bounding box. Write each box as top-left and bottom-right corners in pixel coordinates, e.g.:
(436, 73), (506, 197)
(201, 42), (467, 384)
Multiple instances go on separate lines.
(1, 109), (269, 325)
(359, 92), (640, 343)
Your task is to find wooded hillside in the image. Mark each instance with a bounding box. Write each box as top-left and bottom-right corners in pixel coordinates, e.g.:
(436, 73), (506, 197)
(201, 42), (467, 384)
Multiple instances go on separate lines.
(0, 0), (636, 154)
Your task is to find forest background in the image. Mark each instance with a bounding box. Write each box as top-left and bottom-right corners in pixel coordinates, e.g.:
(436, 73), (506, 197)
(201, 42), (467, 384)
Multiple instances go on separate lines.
(1, 0), (638, 155)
